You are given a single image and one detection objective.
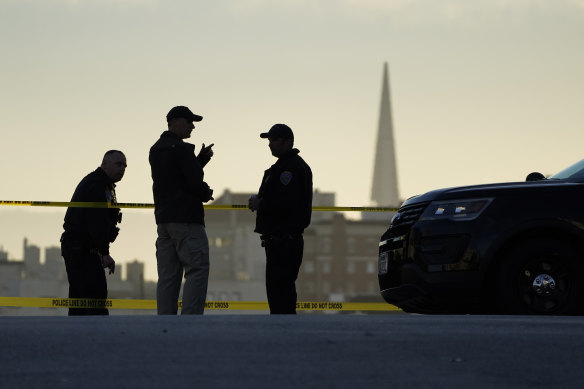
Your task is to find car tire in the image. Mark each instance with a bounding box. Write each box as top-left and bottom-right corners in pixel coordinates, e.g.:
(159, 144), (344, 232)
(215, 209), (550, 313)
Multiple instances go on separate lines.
(494, 238), (584, 315)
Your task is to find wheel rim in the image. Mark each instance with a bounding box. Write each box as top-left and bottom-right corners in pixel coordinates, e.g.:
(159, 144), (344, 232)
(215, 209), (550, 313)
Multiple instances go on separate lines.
(516, 258), (572, 314)
(532, 273), (556, 295)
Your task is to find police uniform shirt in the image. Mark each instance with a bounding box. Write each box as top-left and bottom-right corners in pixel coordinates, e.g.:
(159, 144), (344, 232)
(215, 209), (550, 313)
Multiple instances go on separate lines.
(255, 148), (313, 236)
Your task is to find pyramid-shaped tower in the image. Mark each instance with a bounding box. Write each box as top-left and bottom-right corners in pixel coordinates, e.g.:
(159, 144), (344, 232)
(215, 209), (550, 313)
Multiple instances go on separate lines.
(370, 62), (400, 208)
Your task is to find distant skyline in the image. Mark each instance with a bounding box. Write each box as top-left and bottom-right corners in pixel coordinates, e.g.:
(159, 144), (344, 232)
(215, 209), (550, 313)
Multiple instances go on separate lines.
(0, 208), (159, 280)
(2, 0), (584, 280)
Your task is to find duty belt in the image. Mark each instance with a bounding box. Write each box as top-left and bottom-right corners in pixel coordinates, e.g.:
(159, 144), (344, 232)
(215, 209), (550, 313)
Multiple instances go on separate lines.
(260, 234), (301, 246)
(261, 234), (302, 240)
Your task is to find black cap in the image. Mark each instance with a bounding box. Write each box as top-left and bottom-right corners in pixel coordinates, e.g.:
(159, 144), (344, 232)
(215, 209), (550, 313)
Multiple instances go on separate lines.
(260, 124), (294, 140)
(166, 106), (203, 123)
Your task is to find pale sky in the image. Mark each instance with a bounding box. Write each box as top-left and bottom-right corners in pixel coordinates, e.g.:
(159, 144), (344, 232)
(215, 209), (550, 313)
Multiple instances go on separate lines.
(1, 0), (583, 280)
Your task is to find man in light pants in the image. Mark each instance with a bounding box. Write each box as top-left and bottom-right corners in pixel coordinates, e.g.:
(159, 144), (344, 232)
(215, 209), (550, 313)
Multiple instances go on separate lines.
(149, 106), (215, 314)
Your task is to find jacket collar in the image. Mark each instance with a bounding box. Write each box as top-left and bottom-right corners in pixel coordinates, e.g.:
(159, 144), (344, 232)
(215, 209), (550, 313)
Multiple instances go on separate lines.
(95, 167), (116, 187)
(161, 130), (183, 141)
(278, 148), (300, 160)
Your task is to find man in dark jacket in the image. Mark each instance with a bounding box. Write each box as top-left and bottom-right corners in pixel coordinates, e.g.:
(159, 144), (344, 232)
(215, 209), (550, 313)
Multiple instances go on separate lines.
(248, 124), (313, 314)
(149, 106), (215, 315)
(61, 150), (126, 315)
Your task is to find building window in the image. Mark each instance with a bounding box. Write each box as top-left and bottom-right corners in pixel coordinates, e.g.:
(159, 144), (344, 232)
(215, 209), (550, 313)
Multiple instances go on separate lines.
(304, 261), (315, 273)
(347, 237), (356, 254)
(366, 238), (378, 253)
(366, 262), (376, 274)
(320, 237), (331, 253)
(322, 261), (331, 274)
(347, 262), (355, 274)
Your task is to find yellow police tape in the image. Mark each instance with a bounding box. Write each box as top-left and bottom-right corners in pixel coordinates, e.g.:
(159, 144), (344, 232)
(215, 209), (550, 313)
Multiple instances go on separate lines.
(0, 200), (398, 212)
(0, 297), (401, 312)
(0, 201), (398, 312)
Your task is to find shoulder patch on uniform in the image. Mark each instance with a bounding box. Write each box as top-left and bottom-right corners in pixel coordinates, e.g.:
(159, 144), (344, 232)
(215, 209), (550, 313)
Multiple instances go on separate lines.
(280, 171), (293, 185)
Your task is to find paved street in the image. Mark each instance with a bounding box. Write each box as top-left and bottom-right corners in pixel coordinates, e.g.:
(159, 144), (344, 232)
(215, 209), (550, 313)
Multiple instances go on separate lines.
(1, 314), (584, 388)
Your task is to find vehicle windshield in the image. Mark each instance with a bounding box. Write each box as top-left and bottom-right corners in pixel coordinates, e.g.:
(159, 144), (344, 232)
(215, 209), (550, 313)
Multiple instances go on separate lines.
(549, 158), (584, 181)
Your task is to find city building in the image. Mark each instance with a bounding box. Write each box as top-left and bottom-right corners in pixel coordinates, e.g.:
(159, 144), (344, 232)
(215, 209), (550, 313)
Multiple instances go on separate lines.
(0, 239), (150, 315)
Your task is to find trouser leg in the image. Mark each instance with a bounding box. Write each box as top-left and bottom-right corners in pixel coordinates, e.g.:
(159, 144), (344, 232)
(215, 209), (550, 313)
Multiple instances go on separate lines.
(174, 224), (209, 315)
(265, 236), (304, 314)
(62, 242), (108, 316)
(156, 224), (183, 315)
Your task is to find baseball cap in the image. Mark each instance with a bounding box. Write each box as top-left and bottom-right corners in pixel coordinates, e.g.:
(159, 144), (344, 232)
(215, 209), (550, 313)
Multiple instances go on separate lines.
(260, 124), (294, 140)
(166, 106), (203, 123)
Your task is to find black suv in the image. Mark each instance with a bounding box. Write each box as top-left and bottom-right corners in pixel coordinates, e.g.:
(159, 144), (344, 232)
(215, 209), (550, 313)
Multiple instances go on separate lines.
(378, 159), (584, 315)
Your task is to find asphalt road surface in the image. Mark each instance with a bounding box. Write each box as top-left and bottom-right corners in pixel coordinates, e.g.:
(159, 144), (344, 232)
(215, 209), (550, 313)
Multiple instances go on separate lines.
(1, 314), (584, 388)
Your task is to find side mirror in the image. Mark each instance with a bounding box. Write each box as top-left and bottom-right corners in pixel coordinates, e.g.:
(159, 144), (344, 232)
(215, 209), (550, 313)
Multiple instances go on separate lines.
(526, 172), (546, 182)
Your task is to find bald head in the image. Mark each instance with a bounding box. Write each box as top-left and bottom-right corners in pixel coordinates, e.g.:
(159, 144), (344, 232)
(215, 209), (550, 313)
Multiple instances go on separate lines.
(101, 150), (127, 183)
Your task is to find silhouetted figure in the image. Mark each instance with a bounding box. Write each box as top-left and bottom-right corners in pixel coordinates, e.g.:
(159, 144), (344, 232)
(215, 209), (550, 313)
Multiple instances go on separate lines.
(61, 150), (126, 315)
(149, 106), (215, 315)
(249, 124), (313, 314)
(526, 172), (546, 181)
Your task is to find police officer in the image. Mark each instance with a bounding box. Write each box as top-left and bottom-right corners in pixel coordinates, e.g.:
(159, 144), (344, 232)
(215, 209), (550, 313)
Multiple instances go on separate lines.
(61, 150), (127, 315)
(248, 124), (313, 314)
